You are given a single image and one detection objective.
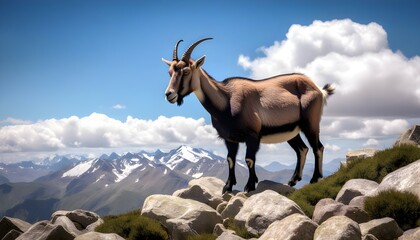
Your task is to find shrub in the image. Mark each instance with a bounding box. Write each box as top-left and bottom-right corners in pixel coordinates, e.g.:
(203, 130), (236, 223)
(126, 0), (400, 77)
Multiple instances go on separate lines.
(95, 210), (169, 240)
(288, 145), (420, 217)
(187, 234), (216, 240)
(364, 189), (420, 231)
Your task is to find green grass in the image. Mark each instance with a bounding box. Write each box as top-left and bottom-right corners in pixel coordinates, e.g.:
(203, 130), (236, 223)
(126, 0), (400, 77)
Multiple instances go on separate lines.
(224, 218), (258, 239)
(364, 189), (420, 231)
(288, 145), (420, 217)
(95, 210), (169, 240)
(187, 234), (216, 240)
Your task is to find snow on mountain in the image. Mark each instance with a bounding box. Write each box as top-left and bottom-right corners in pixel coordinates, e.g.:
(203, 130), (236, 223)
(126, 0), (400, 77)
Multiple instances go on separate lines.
(62, 159), (95, 178)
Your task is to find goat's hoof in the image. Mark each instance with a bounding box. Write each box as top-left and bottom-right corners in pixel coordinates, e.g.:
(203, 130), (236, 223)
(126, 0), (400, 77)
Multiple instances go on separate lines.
(244, 184), (256, 193)
(288, 180), (296, 187)
(222, 185), (233, 194)
(310, 177), (320, 184)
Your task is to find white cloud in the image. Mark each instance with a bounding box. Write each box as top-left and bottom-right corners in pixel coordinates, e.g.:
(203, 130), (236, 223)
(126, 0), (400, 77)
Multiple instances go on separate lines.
(0, 117), (32, 126)
(238, 19), (420, 118)
(112, 104), (126, 109)
(0, 113), (221, 154)
(325, 144), (341, 152)
(363, 138), (379, 147)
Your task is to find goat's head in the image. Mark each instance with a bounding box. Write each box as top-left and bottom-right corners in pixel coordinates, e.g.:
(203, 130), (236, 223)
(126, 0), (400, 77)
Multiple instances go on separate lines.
(163, 38), (212, 105)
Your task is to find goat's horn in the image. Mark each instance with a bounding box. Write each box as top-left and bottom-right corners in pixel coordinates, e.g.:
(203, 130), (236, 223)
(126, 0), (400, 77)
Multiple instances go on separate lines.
(181, 38), (213, 63)
(173, 40), (183, 61)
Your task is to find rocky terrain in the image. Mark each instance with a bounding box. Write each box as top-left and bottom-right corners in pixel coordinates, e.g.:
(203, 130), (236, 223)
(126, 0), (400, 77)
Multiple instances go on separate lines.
(2, 160), (419, 240)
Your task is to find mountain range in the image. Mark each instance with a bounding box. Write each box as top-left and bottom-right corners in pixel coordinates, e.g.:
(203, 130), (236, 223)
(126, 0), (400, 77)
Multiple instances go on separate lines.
(0, 145), (343, 223)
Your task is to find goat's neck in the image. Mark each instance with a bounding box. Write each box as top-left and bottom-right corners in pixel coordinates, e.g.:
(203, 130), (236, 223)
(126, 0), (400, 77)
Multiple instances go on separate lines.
(193, 68), (228, 116)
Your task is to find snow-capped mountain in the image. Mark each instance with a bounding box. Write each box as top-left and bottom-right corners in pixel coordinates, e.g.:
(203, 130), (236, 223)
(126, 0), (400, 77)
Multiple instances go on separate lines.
(0, 145), (298, 222)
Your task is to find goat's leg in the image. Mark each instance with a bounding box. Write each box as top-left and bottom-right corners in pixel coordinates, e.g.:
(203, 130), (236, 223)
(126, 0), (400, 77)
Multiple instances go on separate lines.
(244, 134), (260, 192)
(287, 134), (308, 186)
(223, 140), (239, 193)
(304, 131), (324, 183)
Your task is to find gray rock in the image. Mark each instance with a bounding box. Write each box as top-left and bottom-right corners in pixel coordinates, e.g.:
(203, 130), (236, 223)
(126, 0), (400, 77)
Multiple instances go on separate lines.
(216, 202), (228, 214)
(52, 209), (102, 230)
(363, 234), (379, 240)
(312, 198), (370, 224)
(346, 149), (378, 162)
(234, 190), (304, 236)
(141, 194), (222, 239)
(252, 180), (295, 196)
(314, 215), (361, 240)
(16, 220), (75, 240)
(398, 227), (420, 240)
(0, 217), (31, 239)
(394, 125), (420, 146)
(2, 229), (22, 240)
(376, 159), (420, 199)
(216, 231), (246, 240)
(221, 195), (246, 219)
(213, 223), (235, 237)
(336, 179), (378, 204)
(52, 216), (83, 236)
(259, 213), (318, 240)
(174, 177), (225, 209)
(360, 217), (403, 240)
(74, 232), (125, 240)
(349, 195), (367, 209)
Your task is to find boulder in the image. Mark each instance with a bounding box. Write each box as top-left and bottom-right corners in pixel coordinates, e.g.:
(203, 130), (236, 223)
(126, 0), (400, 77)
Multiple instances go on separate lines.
(360, 217), (403, 240)
(398, 227), (420, 240)
(234, 190), (304, 236)
(376, 159), (420, 199)
(74, 232), (125, 240)
(259, 213), (318, 240)
(2, 229), (22, 240)
(394, 125), (420, 146)
(216, 231), (246, 240)
(0, 217), (31, 239)
(363, 234), (379, 240)
(141, 194), (222, 239)
(221, 195), (246, 219)
(346, 149), (378, 162)
(213, 223), (236, 237)
(252, 180), (295, 196)
(312, 198), (370, 224)
(216, 202), (228, 214)
(336, 179), (378, 204)
(314, 215), (361, 240)
(174, 177), (225, 209)
(52, 216), (83, 236)
(51, 209), (102, 231)
(16, 220), (75, 240)
(349, 195), (367, 209)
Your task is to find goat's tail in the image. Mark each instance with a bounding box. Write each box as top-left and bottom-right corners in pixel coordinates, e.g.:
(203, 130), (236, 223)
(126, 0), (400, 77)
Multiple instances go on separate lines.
(321, 83), (335, 105)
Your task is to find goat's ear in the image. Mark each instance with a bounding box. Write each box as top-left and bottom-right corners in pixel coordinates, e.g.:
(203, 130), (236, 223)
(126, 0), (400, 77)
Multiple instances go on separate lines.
(193, 55), (206, 69)
(161, 58), (172, 66)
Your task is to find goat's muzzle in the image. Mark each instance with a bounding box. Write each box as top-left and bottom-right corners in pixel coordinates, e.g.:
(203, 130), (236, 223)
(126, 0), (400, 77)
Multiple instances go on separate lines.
(165, 90), (178, 104)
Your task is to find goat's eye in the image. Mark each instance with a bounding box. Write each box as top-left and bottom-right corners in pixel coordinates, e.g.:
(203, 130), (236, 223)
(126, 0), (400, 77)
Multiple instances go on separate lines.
(183, 68), (191, 75)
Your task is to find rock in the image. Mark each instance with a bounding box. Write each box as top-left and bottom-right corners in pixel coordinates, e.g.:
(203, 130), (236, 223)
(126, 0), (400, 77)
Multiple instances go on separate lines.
(221, 195), (246, 219)
(234, 190), (304, 236)
(312, 198), (370, 224)
(0, 217), (32, 239)
(399, 227), (420, 240)
(252, 180), (295, 196)
(363, 234), (379, 240)
(259, 213), (318, 240)
(52, 216), (83, 236)
(336, 179), (378, 204)
(216, 231), (246, 240)
(2, 229), (22, 240)
(52, 209), (102, 230)
(376, 159), (420, 199)
(360, 217), (404, 240)
(141, 194), (222, 239)
(16, 220), (75, 240)
(74, 232), (125, 240)
(222, 192), (234, 202)
(314, 215), (361, 240)
(174, 177), (225, 209)
(216, 202), (228, 214)
(346, 149), (378, 162)
(213, 223), (236, 237)
(349, 195), (367, 209)
(394, 125), (420, 146)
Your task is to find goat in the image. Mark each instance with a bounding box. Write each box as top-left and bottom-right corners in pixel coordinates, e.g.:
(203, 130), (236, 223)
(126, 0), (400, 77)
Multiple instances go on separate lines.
(163, 38), (335, 193)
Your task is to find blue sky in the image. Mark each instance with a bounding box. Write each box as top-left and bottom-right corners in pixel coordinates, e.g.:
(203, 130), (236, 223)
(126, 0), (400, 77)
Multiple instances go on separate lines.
(1, 0), (420, 164)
